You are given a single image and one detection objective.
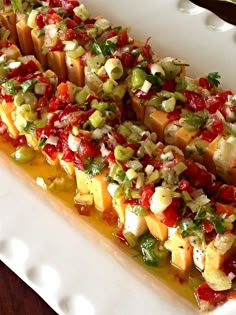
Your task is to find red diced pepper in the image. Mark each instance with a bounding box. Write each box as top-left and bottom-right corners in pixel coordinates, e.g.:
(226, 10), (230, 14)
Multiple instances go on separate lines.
(196, 283), (227, 307)
(167, 109), (181, 121)
(42, 144), (58, 160)
(199, 77), (211, 90)
(141, 37), (152, 61)
(162, 198), (181, 227)
(117, 28), (129, 46)
(184, 90), (205, 112)
(162, 79), (176, 92)
(35, 12), (45, 29)
(218, 185), (236, 204)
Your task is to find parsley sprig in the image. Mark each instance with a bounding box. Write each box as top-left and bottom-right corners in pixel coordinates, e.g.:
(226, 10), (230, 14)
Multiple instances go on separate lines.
(207, 72), (221, 87)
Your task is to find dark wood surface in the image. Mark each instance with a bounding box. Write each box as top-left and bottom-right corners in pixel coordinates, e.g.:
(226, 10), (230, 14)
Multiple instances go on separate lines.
(0, 260), (57, 315)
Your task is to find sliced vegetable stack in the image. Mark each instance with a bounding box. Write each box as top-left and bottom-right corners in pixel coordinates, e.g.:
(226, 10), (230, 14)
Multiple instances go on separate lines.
(1, 1), (236, 312)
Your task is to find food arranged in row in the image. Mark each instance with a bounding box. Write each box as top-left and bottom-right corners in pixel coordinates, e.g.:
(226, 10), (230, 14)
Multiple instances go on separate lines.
(2, 0), (236, 186)
(1, 1), (236, 311)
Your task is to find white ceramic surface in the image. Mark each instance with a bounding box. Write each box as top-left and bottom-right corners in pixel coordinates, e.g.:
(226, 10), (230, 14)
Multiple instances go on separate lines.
(1, 1), (236, 314)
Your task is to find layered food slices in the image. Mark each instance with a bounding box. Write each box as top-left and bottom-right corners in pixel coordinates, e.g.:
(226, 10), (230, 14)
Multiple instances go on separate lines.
(2, 1), (236, 187)
(1, 0), (236, 312)
(128, 60), (236, 186)
(1, 39), (236, 312)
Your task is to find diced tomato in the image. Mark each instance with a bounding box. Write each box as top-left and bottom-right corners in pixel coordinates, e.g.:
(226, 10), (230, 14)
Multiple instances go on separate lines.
(205, 180), (222, 196)
(121, 52), (136, 68)
(216, 90), (233, 103)
(199, 77), (211, 90)
(111, 131), (126, 144)
(76, 108), (96, 126)
(84, 18), (96, 25)
(7, 60), (39, 79)
(218, 185), (236, 204)
(62, 148), (74, 162)
(76, 204), (91, 216)
(45, 12), (62, 25)
(1, 94), (13, 102)
(35, 12), (45, 29)
(124, 198), (140, 205)
(216, 202), (234, 216)
(78, 140), (100, 158)
(196, 283), (227, 307)
(141, 37), (152, 61)
(38, 77), (55, 98)
(177, 179), (193, 193)
(62, 28), (78, 40)
(162, 198), (181, 227)
(66, 18), (77, 29)
(36, 125), (56, 140)
(102, 209), (118, 226)
(211, 119), (224, 134)
(140, 154), (163, 169)
(117, 28), (129, 46)
(3, 134), (27, 147)
(184, 159), (213, 190)
(223, 255), (236, 275)
(134, 89), (154, 100)
(35, 96), (47, 110)
(206, 96), (223, 114)
(200, 130), (215, 143)
(77, 29), (89, 44)
(73, 14), (82, 25)
(48, 95), (68, 112)
(42, 144), (58, 160)
(202, 219), (214, 233)
(48, 40), (64, 52)
(105, 152), (116, 164)
(106, 29), (118, 39)
(162, 79), (176, 92)
(167, 109), (181, 121)
(183, 90), (205, 112)
(140, 185), (155, 210)
(57, 82), (69, 99)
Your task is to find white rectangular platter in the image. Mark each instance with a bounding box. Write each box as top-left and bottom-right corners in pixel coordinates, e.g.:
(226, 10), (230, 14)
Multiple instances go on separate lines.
(0, 1), (236, 314)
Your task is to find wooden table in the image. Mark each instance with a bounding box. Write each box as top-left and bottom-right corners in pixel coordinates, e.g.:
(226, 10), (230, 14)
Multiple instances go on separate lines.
(0, 261), (57, 315)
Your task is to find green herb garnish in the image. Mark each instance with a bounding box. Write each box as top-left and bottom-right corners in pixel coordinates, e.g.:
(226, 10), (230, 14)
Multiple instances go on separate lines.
(21, 79), (38, 93)
(181, 109), (208, 130)
(207, 72), (221, 87)
(84, 157), (105, 178)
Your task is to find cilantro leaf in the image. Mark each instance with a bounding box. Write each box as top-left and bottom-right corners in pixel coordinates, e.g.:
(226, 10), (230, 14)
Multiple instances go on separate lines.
(21, 79), (38, 93)
(38, 137), (47, 147)
(207, 72), (221, 87)
(91, 42), (103, 55)
(91, 40), (116, 56)
(181, 109), (208, 130)
(138, 233), (159, 266)
(84, 159), (105, 178)
(103, 40), (116, 55)
(138, 233), (168, 267)
(3, 80), (16, 95)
